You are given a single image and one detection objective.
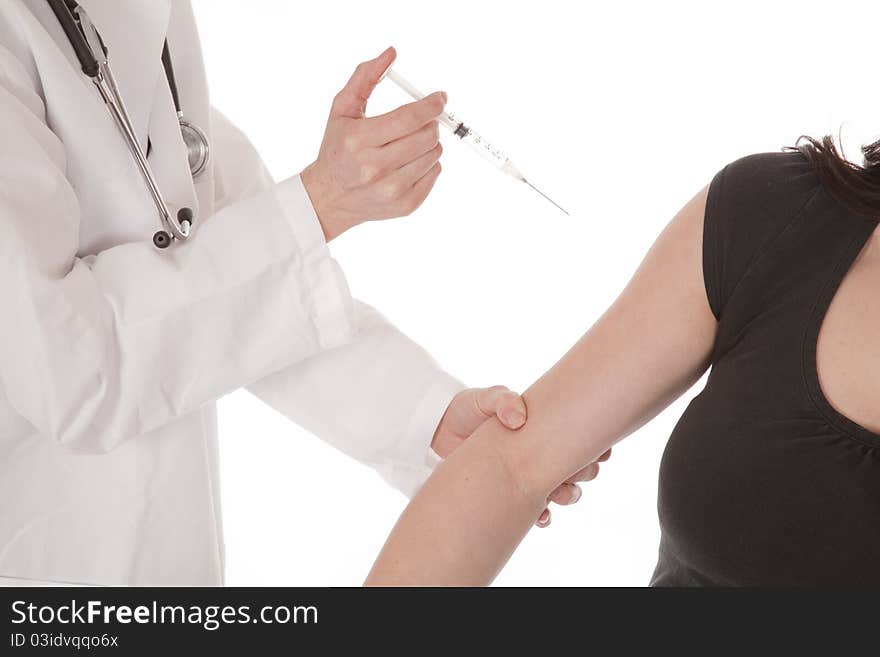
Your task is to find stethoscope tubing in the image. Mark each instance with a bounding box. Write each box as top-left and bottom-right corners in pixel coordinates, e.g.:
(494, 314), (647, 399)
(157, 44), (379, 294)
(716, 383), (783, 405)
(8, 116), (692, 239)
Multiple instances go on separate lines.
(46, 0), (196, 247)
(46, 0), (98, 77)
(92, 69), (190, 241)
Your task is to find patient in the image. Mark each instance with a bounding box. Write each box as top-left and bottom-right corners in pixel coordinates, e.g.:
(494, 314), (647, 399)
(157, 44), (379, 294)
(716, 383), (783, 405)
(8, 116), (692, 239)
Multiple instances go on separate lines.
(366, 137), (880, 586)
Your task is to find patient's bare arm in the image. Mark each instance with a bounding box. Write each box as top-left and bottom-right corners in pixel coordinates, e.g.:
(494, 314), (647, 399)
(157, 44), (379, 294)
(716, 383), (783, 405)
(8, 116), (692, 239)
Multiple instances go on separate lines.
(366, 185), (718, 586)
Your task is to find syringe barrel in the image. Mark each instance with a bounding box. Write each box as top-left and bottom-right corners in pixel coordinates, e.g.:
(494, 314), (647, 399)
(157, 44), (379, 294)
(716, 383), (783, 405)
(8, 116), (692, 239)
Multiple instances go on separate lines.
(447, 114), (523, 180)
(383, 68), (524, 180)
(439, 112), (461, 133)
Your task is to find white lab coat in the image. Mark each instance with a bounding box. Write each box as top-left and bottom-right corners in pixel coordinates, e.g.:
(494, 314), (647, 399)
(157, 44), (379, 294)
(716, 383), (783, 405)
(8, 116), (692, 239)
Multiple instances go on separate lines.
(0, 0), (463, 585)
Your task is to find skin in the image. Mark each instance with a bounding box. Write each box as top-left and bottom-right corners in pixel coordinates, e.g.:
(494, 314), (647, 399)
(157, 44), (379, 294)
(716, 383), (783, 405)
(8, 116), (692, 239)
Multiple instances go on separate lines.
(298, 47), (608, 522)
(299, 50), (880, 577)
(816, 228), (880, 434)
(366, 184), (720, 585)
(301, 47), (445, 241)
(433, 386), (611, 527)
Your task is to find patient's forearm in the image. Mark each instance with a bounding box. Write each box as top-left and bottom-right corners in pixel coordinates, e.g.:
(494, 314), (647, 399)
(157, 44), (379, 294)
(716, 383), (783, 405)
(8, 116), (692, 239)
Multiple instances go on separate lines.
(365, 185), (716, 586)
(364, 324), (652, 586)
(365, 419), (544, 585)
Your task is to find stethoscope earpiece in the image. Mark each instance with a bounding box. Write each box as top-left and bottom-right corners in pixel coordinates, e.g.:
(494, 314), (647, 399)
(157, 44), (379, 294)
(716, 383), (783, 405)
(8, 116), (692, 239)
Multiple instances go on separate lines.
(177, 207), (193, 234)
(153, 231), (172, 249)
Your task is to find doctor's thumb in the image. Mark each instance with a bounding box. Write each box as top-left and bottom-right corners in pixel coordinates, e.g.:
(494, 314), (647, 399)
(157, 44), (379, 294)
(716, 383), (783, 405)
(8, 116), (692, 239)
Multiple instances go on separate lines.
(330, 46), (397, 119)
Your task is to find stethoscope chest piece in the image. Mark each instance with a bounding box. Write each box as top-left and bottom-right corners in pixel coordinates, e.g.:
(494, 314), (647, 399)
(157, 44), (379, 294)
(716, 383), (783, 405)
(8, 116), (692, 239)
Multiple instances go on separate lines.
(162, 41), (210, 179)
(179, 115), (210, 178)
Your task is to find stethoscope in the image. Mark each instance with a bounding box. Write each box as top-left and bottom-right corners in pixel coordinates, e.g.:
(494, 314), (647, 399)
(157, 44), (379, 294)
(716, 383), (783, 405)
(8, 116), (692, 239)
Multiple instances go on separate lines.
(47, 0), (210, 249)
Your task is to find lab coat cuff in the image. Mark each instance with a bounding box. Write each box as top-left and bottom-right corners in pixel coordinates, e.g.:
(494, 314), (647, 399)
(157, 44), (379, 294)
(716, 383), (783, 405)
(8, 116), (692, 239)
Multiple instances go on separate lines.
(274, 175), (355, 350)
(400, 371), (466, 476)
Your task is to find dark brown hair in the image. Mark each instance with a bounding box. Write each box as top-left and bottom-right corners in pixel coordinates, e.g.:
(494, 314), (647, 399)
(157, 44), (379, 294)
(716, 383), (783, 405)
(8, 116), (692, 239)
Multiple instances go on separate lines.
(789, 135), (880, 216)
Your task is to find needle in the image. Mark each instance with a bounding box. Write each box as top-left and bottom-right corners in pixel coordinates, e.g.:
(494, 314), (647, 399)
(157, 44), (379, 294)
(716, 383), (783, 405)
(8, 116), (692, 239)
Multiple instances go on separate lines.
(524, 179), (570, 216)
(382, 68), (571, 216)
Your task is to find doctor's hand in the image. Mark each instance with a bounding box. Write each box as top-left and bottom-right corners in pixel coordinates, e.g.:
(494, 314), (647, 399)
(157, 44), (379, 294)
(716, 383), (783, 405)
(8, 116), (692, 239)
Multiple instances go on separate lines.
(301, 47), (445, 241)
(431, 387), (611, 528)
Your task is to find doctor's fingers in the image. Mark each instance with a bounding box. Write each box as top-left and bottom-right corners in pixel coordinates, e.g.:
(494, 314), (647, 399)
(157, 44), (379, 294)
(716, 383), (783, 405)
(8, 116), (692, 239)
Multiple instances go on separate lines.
(536, 509), (552, 528)
(536, 480), (594, 526)
(397, 141), (443, 181)
(373, 121), (441, 175)
(362, 92), (447, 146)
(331, 47), (397, 119)
(547, 483), (583, 507)
(475, 385), (528, 430)
(395, 161), (443, 216)
(374, 143), (443, 200)
(546, 462), (601, 506)
(569, 462), (601, 485)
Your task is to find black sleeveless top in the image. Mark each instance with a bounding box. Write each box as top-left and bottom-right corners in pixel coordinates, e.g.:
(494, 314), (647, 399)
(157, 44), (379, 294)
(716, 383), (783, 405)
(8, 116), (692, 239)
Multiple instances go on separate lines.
(651, 151), (880, 586)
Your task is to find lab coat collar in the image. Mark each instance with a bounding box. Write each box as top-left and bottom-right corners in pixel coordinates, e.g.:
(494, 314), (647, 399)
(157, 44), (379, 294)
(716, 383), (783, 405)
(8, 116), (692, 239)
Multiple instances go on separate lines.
(76, 0), (172, 153)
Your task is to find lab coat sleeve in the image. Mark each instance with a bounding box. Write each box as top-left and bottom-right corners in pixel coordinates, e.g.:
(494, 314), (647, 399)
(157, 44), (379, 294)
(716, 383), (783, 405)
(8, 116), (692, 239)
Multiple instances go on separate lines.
(209, 109), (466, 497)
(0, 51), (356, 453)
(247, 301), (465, 498)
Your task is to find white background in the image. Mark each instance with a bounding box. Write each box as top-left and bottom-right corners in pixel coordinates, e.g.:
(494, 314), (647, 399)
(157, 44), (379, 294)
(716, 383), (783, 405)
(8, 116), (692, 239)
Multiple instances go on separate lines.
(191, 0), (879, 585)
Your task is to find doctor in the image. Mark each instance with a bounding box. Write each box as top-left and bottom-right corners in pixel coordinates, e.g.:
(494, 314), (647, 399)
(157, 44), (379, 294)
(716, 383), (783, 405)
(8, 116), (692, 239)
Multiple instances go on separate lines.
(0, 0), (594, 586)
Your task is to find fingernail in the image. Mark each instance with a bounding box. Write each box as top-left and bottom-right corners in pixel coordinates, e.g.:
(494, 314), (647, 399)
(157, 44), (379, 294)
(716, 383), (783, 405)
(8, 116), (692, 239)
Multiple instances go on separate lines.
(440, 91), (448, 103)
(504, 411), (526, 428)
(571, 486), (582, 504)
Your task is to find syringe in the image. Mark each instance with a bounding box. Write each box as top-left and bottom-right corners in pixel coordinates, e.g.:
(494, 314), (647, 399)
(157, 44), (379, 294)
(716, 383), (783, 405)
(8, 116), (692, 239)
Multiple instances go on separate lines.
(381, 68), (569, 215)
